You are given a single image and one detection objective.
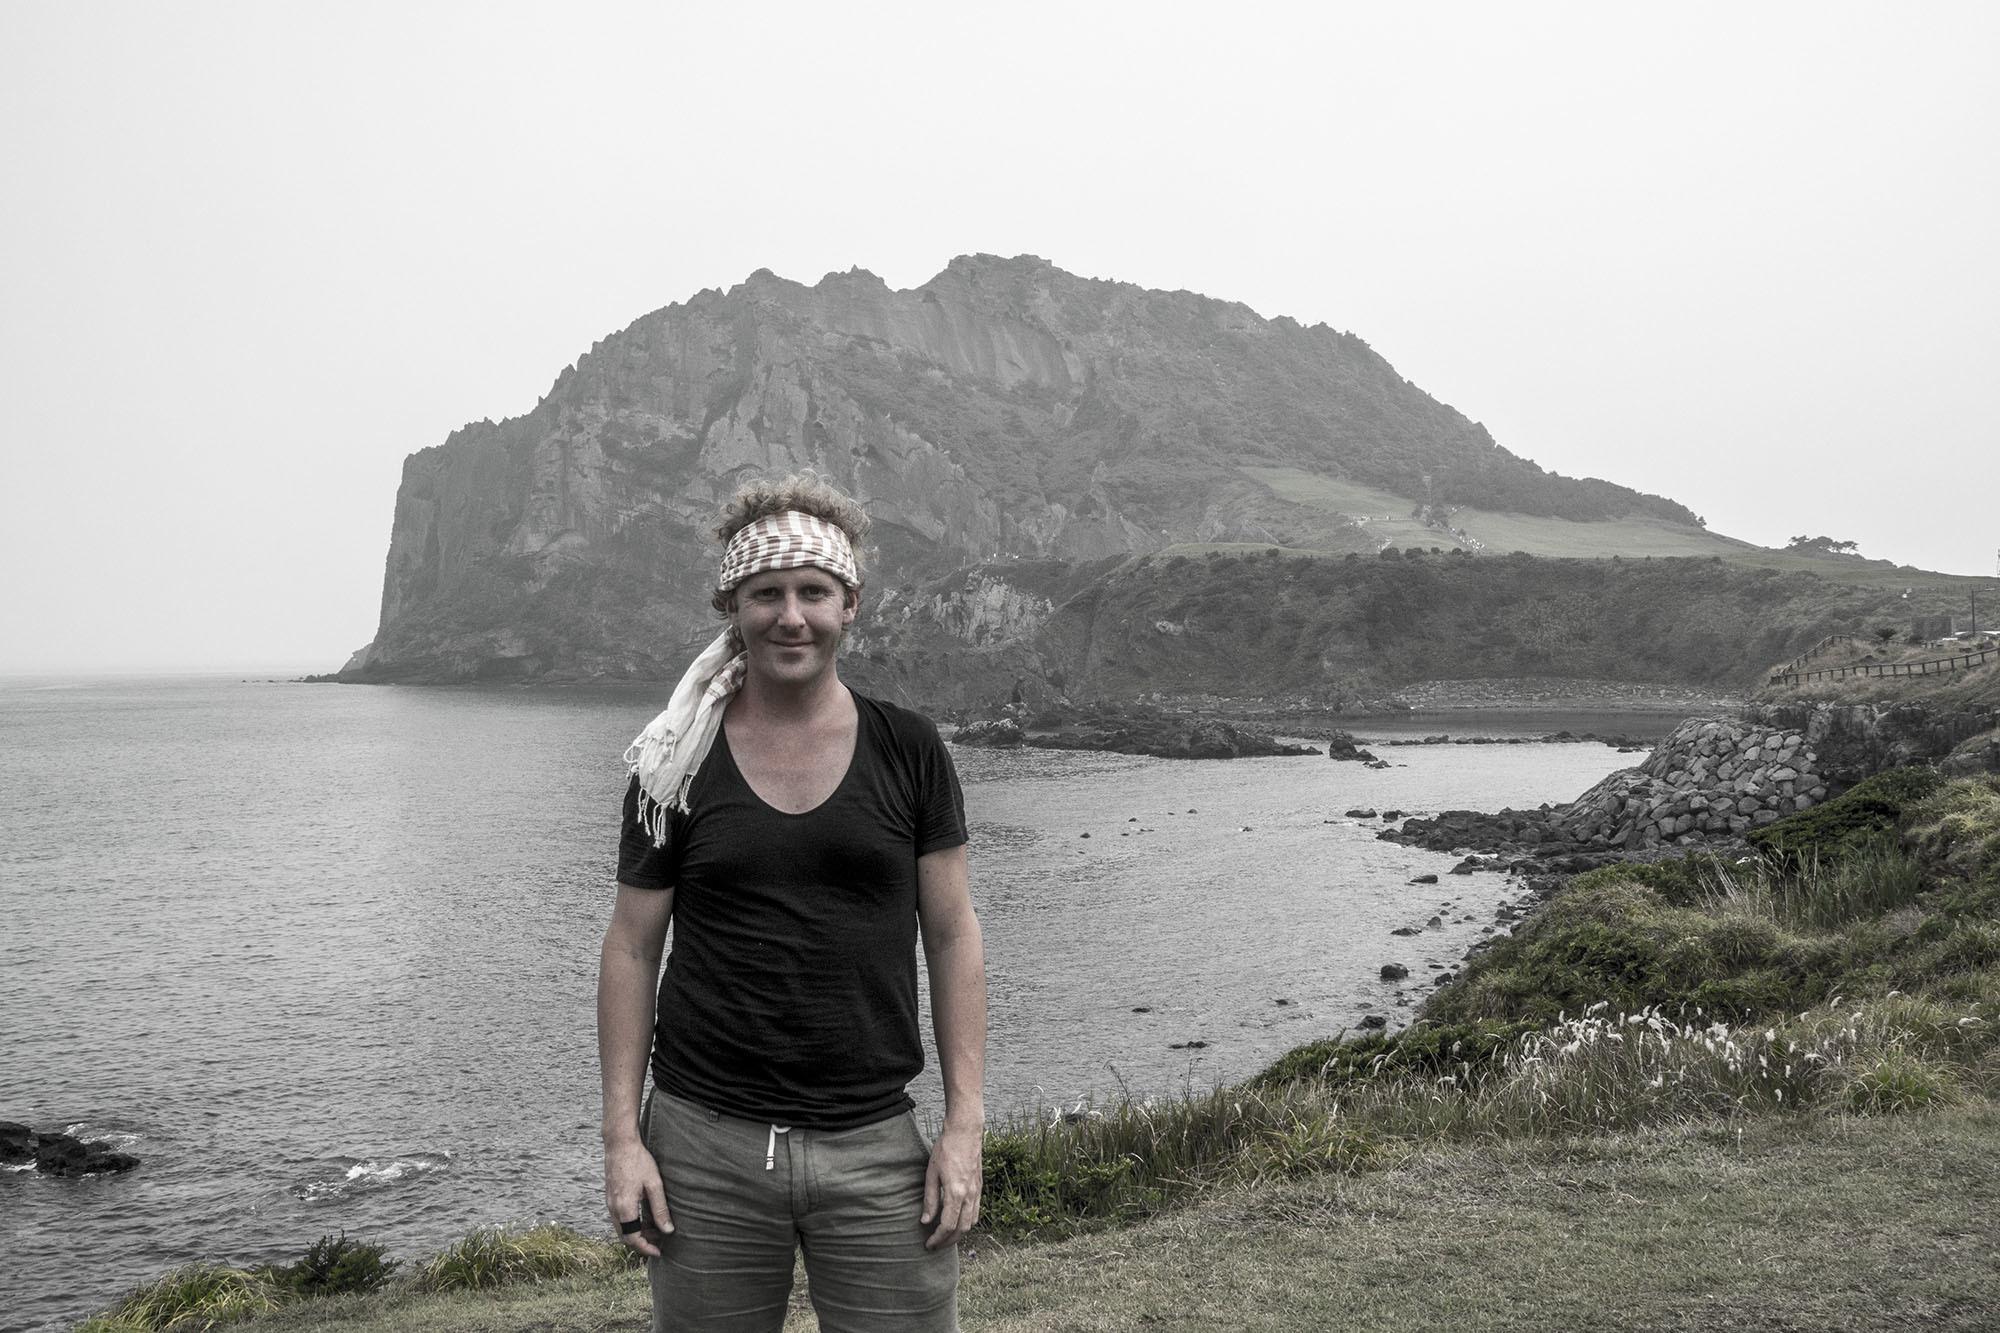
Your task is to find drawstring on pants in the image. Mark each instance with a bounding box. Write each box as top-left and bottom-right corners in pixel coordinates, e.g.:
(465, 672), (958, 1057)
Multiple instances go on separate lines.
(764, 1124), (790, 1171)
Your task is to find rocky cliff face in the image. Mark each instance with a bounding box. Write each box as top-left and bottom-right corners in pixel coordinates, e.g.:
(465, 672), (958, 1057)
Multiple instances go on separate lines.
(344, 255), (1703, 685)
(1740, 703), (1999, 783)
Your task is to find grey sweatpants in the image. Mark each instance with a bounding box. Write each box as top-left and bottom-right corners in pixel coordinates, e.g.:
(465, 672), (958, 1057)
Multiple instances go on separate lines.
(644, 1089), (960, 1332)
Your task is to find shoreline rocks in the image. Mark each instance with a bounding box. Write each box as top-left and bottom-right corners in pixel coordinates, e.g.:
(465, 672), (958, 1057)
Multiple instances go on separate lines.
(1373, 730), (1651, 750)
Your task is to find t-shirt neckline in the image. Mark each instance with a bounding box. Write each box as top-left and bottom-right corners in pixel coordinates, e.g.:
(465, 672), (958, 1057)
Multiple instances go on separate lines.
(717, 696), (866, 818)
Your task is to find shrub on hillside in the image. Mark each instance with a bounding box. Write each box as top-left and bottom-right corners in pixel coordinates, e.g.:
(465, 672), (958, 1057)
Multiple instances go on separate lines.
(1746, 767), (1944, 867)
(265, 1232), (399, 1297)
(1249, 1019), (1536, 1090)
(1423, 879), (1846, 1025)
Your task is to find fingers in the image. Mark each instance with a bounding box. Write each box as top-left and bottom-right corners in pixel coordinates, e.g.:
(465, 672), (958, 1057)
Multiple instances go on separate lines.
(923, 1178), (981, 1249)
(612, 1190), (662, 1259)
(645, 1175), (674, 1238)
(921, 1157), (940, 1225)
(923, 1196), (978, 1248)
(606, 1148), (672, 1259)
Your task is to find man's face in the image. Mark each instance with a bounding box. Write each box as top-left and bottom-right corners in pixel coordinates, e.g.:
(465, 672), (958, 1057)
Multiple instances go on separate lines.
(729, 566), (858, 688)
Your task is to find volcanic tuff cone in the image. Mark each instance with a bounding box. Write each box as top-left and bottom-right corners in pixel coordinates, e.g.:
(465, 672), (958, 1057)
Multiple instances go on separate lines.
(345, 254), (1705, 690)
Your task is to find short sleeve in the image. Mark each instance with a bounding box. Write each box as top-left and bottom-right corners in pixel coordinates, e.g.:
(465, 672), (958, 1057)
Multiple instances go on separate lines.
(617, 775), (681, 889)
(913, 724), (968, 858)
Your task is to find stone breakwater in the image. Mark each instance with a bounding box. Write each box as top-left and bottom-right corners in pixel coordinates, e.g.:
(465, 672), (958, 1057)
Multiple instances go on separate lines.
(1382, 700), (1998, 869)
(1385, 715), (1829, 861)
(1553, 717), (1828, 846)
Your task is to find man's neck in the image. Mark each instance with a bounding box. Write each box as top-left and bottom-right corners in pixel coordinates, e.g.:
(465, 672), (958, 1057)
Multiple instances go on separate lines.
(733, 669), (851, 728)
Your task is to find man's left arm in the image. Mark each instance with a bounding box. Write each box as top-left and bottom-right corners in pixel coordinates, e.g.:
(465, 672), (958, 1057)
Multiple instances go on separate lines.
(915, 842), (986, 1250)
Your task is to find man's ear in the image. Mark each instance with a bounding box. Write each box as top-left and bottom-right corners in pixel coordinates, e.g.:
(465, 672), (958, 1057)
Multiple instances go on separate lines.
(841, 585), (862, 624)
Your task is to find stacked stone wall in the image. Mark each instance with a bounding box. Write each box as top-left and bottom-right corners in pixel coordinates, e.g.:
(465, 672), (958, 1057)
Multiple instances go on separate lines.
(1550, 717), (1828, 849)
(1388, 701), (1992, 863)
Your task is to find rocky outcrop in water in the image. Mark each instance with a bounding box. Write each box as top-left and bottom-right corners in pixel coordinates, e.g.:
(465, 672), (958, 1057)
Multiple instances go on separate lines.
(1028, 717), (1318, 760)
(954, 705), (1317, 760)
(1324, 731), (1385, 764)
(0, 1121), (139, 1177)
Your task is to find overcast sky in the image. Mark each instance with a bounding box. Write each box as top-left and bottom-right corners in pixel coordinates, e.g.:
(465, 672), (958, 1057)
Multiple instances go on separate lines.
(3, 1), (1995, 673)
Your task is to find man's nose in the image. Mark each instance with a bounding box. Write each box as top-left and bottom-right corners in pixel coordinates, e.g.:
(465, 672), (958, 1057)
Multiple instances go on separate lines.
(776, 592), (807, 625)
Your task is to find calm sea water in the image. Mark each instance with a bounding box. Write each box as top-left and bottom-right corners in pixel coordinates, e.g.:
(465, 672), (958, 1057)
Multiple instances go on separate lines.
(0, 676), (1672, 1331)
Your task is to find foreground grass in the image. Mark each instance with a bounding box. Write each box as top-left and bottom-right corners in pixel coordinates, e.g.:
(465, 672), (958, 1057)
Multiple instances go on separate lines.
(958, 1103), (2000, 1333)
(139, 1105), (2000, 1333)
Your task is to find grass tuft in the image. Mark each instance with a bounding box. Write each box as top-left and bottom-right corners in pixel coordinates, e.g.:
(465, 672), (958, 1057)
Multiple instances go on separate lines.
(1906, 773), (2000, 881)
(413, 1224), (633, 1292)
(1841, 1048), (1965, 1114)
(76, 1262), (282, 1332)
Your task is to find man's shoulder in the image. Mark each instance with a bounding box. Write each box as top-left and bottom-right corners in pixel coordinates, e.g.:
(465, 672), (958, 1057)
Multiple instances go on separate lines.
(852, 691), (948, 752)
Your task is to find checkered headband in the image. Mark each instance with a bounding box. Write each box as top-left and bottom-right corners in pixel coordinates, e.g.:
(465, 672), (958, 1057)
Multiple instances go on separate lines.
(716, 511), (859, 594)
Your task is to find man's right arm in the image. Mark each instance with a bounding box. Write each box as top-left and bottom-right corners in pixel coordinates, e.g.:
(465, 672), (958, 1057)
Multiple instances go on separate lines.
(598, 882), (675, 1255)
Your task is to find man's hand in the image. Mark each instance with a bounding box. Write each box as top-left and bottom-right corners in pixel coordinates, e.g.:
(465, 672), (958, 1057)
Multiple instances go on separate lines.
(604, 1136), (673, 1258)
(920, 1119), (983, 1250)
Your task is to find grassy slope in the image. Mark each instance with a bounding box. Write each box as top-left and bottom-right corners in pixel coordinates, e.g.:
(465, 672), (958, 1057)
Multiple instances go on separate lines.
(1243, 465), (1989, 589)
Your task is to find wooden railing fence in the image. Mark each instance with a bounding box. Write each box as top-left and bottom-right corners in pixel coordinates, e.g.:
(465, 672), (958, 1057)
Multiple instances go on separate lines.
(1775, 634), (1857, 676)
(1770, 647), (1997, 686)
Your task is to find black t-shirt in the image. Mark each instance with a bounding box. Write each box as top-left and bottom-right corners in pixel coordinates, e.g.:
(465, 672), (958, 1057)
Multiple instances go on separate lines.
(617, 692), (967, 1129)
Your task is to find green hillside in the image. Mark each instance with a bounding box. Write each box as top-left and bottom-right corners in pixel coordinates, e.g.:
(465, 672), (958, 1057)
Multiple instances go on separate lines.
(1022, 548), (1978, 701)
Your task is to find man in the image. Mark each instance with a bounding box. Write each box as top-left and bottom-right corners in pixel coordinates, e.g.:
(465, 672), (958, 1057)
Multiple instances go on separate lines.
(598, 476), (987, 1333)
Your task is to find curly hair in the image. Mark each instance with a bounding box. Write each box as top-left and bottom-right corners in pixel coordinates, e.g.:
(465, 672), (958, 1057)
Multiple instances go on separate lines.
(709, 472), (870, 614)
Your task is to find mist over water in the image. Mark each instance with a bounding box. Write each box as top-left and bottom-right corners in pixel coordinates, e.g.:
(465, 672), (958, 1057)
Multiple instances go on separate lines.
(0, 677), (1662, 1331)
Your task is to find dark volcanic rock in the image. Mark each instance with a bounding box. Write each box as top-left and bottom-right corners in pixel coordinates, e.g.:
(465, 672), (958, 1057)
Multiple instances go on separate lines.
(1380, 963), (1410, 980)
(1324, 731), (1382, 764)
(0, 1120), (33, 1164)
(17, 1127), (139, 1177)
(1028, 715), (1317, 759)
